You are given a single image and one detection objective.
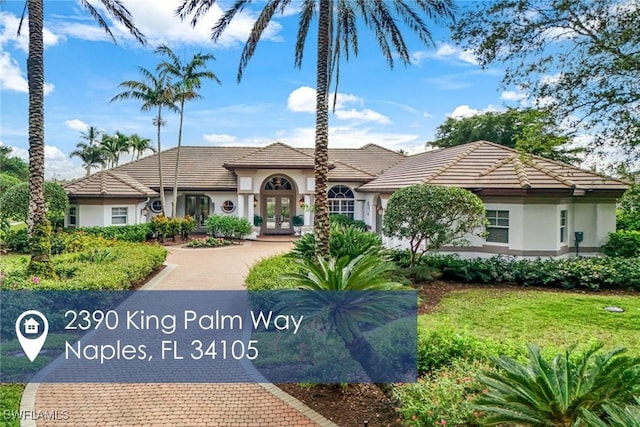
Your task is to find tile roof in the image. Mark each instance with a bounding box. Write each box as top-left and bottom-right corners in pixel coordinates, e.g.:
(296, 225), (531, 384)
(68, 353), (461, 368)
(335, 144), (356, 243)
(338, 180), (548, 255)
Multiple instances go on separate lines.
(223, 142), (318, 169)
(359, 140), (628, 192)
(64, 170), (158, 197)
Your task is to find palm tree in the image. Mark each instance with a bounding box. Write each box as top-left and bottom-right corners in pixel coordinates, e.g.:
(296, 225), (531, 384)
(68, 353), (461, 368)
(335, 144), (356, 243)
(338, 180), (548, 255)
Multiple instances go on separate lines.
(156, 44), (220, 217)
(70, 143), (106, 176)
(177, 0), (454, 257)
(111, 131), (131, 166)
(98, 133), (119, 168)
(282, 252), (412, 381)
(128, 133), (154, 161)
(111, 68), (179, 216)
(80, 125), (103, 146)
(19, 0), (144, 273)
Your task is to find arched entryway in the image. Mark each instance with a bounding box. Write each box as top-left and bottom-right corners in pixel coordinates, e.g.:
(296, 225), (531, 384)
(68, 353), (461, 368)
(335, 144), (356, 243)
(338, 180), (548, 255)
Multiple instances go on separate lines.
(261, 175), (296, 235)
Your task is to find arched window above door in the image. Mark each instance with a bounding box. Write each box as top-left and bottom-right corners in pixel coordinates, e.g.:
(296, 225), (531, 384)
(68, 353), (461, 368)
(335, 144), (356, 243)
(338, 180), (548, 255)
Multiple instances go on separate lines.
(328, 185), (355, 218)
(263, 176), (293, 190)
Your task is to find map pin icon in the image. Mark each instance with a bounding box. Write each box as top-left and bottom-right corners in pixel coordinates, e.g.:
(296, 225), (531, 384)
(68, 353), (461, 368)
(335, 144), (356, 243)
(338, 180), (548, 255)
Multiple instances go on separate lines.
(15, 310), (49, 362)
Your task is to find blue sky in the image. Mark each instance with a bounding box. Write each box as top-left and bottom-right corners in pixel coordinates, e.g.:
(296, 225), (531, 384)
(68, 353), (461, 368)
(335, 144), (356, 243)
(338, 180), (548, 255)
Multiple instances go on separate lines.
(0, 0), (525, 180)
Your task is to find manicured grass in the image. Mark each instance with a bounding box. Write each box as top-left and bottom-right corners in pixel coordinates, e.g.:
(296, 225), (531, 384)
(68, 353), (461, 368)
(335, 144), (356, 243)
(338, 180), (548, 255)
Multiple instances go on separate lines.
(420, 288), (640, 355)
(0, 383), (25, 427)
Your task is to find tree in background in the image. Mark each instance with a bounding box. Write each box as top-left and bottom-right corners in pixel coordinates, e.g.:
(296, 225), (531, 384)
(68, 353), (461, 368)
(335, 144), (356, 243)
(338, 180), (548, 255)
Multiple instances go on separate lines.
(70, 142), (107, 176)
(428, 108), (583, 164)
(451, 0), (640, 161)
(0, 146), (29, 181)
(0, 181), (69, 228)
(112, 68), (178, 216)
(383, 184), (486, 267)
(128, 133), (154, 161)
(177, 0), (455, 257)
(156, 44), (220, 217)
(19, 0), (144, 274)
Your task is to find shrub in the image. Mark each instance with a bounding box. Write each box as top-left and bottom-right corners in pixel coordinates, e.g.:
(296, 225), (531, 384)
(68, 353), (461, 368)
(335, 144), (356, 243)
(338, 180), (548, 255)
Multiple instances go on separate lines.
(290, 223), (383, 261)
(186, 237), (231, 248)
(245, 255), (301, 290)
(0, 181), (69, 227)
(150, 215), (171, 241)
(180, 215), (196, 239)
(394, 358), (490, 427)
(3, 228), (29, 253)
(73, 224), (152, 242)
(329, 213), (367, 231)
(603, 230), (640, 257)
(473, 344), (640, 426)
(205, 214), (252, 239)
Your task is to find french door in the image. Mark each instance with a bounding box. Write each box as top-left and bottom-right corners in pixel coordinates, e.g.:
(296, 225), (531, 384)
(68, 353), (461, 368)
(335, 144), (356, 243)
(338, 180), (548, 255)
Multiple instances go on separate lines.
(185, 195), (210, 230)
(263, 196), (293, 235)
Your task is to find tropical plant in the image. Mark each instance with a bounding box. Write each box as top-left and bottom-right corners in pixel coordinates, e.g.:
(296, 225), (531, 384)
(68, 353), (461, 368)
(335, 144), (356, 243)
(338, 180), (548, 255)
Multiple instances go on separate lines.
(282, 252), (410, 381)
(290, 222), (383, 261)
(579, 397), (640, 427)
(111, 67), (178, 215)
(79, 125), (103, 146)
(18, 0), (145, 274)
(156, 44), (220, 217)
(70, 142), (106, 176)
(177, 0), (454, 257)
(383, 184), (487, 267)
(128, 133), (154, 161)
(0, 182), (69, 228)
(0, 173), (21, 197)
(473, 344), (640, 426)
(0, 146), (28, 181)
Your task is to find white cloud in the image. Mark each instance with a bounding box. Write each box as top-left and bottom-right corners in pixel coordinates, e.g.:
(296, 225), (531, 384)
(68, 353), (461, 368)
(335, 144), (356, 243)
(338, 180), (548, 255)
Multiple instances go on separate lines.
(275, 126), (419, 150)
(334, 109), (391, 125)
(65, 119), (89, 132)
(9, 144), (85, 180)
(501, 89), (528, 103)
(0, 12), (61, 52)
(413, 43), (479, 66)
(202, 133), (238, 144)
(447, 104), (500, 119)
(287, 86), (316, 113)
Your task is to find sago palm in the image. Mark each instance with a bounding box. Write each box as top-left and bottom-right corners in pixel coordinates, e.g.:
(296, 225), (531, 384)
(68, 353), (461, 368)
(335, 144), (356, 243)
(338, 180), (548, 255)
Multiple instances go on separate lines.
(579, 397), (640, 427)
(111, 68), (178, 215)
(156, 44), (220, 217)
(283, 252), (413, 381)
(177, 0), (454, 257)
(16, 0), (144, 273)
(473, 344), (640, 426)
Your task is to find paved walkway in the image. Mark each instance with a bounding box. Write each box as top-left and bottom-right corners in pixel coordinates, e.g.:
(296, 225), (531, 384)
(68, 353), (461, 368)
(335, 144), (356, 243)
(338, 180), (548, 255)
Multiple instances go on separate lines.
(28, 242), (338, 427)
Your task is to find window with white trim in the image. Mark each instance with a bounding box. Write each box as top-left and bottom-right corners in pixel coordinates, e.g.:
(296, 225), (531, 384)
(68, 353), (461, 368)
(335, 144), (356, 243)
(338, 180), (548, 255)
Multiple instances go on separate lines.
(560, 210), (568, 243)
(111, 207), (128, 225)
(328, 185), (355, 219)
(486, 210), (509, 243)
(68, 206), (77, 228)
(221, 200), (236, 213)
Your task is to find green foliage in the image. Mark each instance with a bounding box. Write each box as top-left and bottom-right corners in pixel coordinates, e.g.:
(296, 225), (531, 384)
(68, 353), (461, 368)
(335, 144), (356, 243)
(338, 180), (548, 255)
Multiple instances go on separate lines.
(0, 241), (167, 290)
(205, 214), (252, 239)
(27, 220), (54, 277)
(245, 255), (302, 290)
(253, 214), (263, 227)
(290, 223), (383, 261)
(0, 172), (21, 198)
(383, 184), (486, 267)
(473, 344), (640, 426)
(329, 213), (367, 230)
(0, 383), (25, 427)
(180, 215), (196, 239)
(428, 108), (581, 163)
(0, 146), (28, 181)
(185, 237), (231, 248)
(580, 397), (640, 427)
(394, 358), (490, 426)
(74, 224), (152, 242)
(451, 0), (640, 155)
(292, 214), (304, 227)
(0, 181), (69, 227)
(603, 230), (640, 257)
(150, 215), (171, 241)
(3, 228), (29, 253)
(617, 184), (640, 231)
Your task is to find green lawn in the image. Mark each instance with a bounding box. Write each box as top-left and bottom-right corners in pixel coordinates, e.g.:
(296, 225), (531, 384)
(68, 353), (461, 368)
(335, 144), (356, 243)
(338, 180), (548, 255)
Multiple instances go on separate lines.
(0, 384), (25, 427)
(420, 288), (640, 355)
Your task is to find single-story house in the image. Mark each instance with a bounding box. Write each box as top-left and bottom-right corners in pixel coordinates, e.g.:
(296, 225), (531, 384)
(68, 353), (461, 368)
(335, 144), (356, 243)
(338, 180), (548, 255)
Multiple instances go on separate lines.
(64, 140), (629, 258)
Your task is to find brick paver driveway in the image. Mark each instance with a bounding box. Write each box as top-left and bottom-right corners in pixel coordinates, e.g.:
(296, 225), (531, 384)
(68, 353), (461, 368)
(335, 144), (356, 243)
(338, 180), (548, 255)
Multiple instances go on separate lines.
(28, 241), (337, 427)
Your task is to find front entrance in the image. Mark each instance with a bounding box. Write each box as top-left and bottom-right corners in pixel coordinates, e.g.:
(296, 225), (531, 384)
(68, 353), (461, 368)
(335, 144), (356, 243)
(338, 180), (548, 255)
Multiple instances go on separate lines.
(185, 195), (210, 231)
(261, 175), (295, 235)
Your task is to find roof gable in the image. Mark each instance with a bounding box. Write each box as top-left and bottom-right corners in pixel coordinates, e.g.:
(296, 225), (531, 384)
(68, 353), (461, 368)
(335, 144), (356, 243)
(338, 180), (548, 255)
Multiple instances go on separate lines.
(64, 171), (158, 197)
(224, 142), (320, 169)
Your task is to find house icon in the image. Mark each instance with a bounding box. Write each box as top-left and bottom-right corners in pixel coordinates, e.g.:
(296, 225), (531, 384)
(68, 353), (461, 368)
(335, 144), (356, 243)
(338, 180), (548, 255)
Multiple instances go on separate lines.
(24, 317), (39, 334)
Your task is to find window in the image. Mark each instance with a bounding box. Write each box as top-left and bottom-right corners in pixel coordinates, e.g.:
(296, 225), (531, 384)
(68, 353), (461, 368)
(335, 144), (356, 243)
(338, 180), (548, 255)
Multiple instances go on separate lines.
(328, 185), (355, 219)
(150, 200), (162, 213)
(111, 207), (128, 225)
(221, 200), (235, 213)
(560, 210), (568, 243)
(486, 210), (509, 243)
(264, 176), (292, 190)
(68, 206), (77, 228)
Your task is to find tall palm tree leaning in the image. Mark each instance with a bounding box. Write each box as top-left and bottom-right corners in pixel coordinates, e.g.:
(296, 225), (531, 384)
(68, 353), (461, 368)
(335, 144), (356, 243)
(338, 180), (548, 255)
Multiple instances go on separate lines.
(18, 0), (144, 274)
(111, 68), (179, 216)
(177, 0), (454, 257)
(155, 44), (220, 217)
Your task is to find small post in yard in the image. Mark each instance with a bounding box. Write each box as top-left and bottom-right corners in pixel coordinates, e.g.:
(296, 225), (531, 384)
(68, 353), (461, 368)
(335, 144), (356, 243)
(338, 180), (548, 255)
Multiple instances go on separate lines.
(574, 231), (584, 257)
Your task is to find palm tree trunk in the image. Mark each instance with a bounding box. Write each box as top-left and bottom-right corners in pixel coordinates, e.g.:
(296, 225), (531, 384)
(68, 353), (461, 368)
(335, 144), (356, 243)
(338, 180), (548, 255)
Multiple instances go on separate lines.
(313, 0), (331, 258)
(172, 99), (185, 218)
(26, 0), (52, 275)
(157, 107), (167, 216)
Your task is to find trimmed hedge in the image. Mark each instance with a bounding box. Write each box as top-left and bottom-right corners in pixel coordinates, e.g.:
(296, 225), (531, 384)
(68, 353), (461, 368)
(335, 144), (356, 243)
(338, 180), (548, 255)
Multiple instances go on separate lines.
(70, 224), (152, 242)
(245, 255), (301, 290)
(390, 250), (640, 291)
(205, 214), (252, 239)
